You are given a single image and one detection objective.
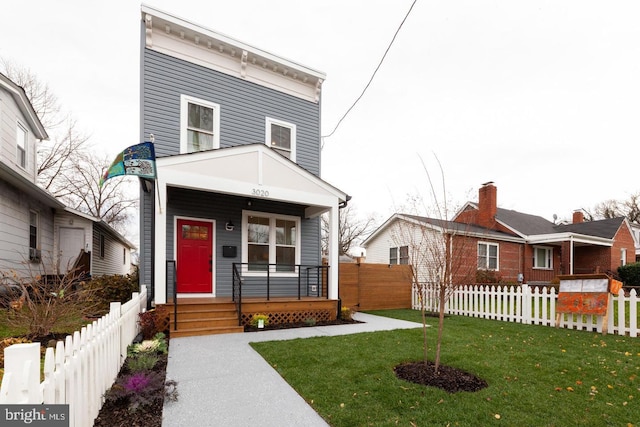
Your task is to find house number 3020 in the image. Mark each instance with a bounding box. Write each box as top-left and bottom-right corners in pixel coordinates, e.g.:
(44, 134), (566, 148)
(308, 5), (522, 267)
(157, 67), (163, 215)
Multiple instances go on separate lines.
(251, 188), (270, 197)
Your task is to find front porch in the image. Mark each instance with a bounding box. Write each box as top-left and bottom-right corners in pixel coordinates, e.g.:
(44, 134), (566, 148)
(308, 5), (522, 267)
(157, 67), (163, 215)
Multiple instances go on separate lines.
(163, 296), (339, 338)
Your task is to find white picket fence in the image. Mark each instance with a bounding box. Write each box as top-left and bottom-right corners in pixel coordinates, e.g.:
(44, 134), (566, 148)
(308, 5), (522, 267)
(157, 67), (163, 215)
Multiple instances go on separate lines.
(413, 283), (639, 337)
(0, 287), (147, 427)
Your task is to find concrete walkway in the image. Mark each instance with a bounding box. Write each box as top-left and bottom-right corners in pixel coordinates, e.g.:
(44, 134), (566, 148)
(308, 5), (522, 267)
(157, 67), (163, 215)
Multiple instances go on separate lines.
(162, 312), (422, 426)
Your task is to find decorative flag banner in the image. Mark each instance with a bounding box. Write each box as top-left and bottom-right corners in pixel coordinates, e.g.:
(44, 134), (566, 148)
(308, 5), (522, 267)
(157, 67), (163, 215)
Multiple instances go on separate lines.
(100, 141), (156, 187)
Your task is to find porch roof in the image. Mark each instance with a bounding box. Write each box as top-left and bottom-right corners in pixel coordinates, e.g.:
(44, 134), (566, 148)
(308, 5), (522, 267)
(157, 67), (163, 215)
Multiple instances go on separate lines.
(156, 143), (349, 218)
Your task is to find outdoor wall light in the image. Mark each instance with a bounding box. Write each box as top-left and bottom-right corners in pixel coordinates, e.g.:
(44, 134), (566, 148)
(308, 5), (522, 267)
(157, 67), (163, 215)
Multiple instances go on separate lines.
(225, 221), (235, 231)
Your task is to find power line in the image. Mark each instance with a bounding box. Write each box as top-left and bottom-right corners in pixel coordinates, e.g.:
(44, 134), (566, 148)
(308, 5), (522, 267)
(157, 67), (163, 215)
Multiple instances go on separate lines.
(321, 0), (418, 146)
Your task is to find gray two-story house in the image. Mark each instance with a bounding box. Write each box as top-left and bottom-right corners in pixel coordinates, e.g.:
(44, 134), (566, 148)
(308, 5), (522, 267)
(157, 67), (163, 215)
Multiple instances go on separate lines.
(139, 6), (348, 335)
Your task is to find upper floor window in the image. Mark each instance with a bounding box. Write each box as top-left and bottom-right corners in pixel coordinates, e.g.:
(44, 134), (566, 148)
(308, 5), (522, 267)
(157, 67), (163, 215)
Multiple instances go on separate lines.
(533, 246), (553, 269)
(17, 123), (27, 168)
(621, 248), (627, 267)
(243, 211), (300, 274)
(389, 246), (409, 265)
(265, 117), (296, 161)
(477, 242), (498, 270)
(180, 95), (220, 153)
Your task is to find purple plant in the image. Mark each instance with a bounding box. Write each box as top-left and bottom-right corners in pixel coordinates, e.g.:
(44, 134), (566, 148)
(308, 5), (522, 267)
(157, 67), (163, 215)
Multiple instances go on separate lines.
(105, 371), (168, 412)
(123, 372), (151, 393)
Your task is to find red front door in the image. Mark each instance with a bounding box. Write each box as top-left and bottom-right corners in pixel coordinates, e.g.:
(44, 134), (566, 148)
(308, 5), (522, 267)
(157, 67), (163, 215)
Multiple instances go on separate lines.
(177, 219), (213, 293)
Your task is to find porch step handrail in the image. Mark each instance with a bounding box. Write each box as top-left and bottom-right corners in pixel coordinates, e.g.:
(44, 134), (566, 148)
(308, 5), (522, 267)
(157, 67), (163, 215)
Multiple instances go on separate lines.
(232, 263), (243, 326)
(166, 260), (178, 331)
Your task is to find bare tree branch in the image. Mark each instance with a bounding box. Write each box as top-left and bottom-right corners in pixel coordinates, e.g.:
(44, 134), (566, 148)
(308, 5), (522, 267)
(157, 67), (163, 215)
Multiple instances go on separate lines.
(321, 204), (378, 256)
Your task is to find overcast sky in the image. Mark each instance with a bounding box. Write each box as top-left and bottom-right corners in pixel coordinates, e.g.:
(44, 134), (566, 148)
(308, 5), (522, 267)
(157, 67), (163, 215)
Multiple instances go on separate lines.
(2, 0), (639, 229)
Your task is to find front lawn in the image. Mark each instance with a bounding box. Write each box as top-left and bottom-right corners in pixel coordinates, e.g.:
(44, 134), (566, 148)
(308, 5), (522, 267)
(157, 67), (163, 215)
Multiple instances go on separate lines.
(250, 310), (639, 426)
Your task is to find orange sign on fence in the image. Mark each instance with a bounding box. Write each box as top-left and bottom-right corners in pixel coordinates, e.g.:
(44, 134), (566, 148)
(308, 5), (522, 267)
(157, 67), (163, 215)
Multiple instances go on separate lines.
(556, 274), (613, 334)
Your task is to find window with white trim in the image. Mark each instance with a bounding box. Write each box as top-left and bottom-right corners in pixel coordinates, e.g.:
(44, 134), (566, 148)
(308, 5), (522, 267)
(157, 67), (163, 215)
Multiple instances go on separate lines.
(389, 246), (409, 265)
(533, 246), (553, 269)
(243, 211), (300, 273)
(99, 233), (105, 258)
(389, 247), (398, 264)
(17, 123), (27, 168)
(621, 248), (627, 267)
(180, 95), (220, 153)
(29, 211), (38, 258)
(265, 117), (296, 161)
(477, 242), (498, 270)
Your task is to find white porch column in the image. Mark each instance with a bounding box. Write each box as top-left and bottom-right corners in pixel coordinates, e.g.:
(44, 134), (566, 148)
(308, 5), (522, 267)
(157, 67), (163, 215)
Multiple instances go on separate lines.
(328, 203), (340, 300)
(569, 236), (574, 275)
(153, 180), (168, 304)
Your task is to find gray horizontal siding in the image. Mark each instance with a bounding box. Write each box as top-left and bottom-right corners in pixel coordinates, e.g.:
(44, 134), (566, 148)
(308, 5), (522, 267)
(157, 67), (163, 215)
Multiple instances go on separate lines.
(166, 187), (320, 297)
(142, 49), (321, 175)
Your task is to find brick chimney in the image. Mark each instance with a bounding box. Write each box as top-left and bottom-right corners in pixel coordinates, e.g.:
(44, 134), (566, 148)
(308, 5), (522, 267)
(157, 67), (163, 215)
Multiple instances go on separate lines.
(478, 182), (497, 229)
(572, 210), (584, 223)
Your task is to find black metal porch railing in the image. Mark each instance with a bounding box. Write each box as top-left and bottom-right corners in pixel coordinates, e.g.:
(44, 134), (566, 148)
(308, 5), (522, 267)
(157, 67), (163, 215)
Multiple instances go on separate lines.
(166, 260), (178, 331)
(232, 263), (329, 300)
(232, 263), (243, 326)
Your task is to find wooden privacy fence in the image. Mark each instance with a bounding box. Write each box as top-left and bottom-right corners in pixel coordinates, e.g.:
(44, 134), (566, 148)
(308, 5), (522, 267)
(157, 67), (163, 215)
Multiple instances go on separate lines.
(0, 287), (147, 427)
(413, 283), (639, 337)
(340, 263), (412, 310)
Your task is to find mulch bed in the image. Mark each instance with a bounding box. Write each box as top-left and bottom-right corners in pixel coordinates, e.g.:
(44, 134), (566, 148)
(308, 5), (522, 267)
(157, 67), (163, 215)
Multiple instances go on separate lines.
(93, 349), (168, 427)
(394, 361), (488, 393)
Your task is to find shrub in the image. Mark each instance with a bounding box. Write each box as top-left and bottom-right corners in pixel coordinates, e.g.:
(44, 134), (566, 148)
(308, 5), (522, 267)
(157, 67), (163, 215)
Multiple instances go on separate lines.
(304, 317), (316, 326)
(82, 270), (140, 316)
(340, 307), (353, 321)
(618, 262), (640, 287)
(1, 267), (100, 338)
(250, 313), (269, 328)
(138, 306), (169, 339)
(475, 269), (504, 284)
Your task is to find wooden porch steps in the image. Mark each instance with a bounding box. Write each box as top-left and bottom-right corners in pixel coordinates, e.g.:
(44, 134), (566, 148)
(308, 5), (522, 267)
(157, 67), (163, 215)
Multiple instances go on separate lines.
(164, 300), (244, 338)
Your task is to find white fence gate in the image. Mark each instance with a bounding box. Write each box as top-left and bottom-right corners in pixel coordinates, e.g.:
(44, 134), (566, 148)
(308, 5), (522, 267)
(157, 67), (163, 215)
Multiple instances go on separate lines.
(413, 283), (639, 337)
(0, 287), (148, 427)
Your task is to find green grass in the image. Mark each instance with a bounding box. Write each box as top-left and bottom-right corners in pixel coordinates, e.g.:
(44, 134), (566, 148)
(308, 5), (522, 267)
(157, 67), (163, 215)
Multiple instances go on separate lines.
(251, 310), (639, 426)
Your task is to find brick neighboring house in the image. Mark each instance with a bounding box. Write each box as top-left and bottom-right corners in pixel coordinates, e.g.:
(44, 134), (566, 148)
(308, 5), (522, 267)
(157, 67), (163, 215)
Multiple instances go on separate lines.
(363, 182), (635, 285)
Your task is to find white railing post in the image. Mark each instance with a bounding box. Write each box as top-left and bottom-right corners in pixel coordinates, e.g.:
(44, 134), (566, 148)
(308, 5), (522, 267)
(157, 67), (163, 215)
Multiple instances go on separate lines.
(630, 289), (638, 338)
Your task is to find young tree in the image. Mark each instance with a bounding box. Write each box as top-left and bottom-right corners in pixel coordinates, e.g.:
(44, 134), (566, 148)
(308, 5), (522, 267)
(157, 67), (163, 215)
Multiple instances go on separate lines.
(392, 157), (476, 372)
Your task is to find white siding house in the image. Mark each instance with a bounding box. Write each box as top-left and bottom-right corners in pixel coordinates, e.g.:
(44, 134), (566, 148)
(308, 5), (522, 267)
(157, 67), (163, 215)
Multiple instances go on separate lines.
(0, 72), (135, 279)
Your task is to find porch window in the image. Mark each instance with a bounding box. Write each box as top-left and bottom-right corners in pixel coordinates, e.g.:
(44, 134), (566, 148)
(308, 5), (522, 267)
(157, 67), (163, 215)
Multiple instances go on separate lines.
(477, 242), (498, 270)
(265, 117), (296, 161)
(180, 95), (220, 153)
(244, 211), (300, 274)
(533, 246), (553, 269)
(17, 123), (27, 168)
